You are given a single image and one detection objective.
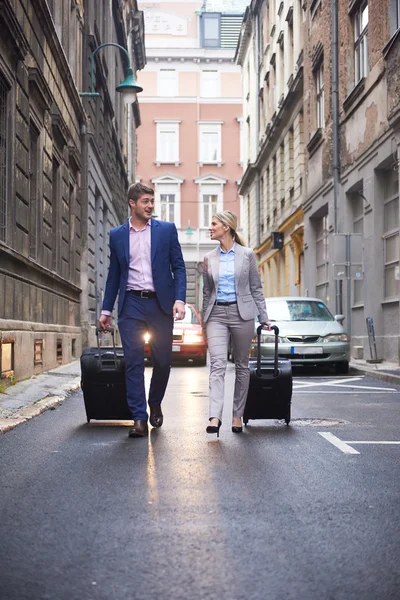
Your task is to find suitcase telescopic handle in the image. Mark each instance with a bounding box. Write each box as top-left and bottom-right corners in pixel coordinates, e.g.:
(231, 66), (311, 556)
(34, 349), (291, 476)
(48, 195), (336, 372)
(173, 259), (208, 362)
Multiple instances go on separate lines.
(256, 324), (279, 377)
(95, 326), (117, 369)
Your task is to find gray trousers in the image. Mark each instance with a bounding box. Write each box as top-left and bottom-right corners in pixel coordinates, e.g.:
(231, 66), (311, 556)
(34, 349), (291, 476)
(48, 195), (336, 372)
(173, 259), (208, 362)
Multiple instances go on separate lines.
(206, 303), (255, 420)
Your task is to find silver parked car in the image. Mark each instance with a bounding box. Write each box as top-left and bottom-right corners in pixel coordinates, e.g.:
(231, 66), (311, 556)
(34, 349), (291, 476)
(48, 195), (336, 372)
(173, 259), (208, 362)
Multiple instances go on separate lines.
(247, 296), (350, 374)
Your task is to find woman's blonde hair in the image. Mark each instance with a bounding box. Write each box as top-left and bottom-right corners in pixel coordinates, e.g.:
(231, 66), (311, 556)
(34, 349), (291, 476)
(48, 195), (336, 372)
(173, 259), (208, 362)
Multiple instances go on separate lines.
(214, 210), (246, 247)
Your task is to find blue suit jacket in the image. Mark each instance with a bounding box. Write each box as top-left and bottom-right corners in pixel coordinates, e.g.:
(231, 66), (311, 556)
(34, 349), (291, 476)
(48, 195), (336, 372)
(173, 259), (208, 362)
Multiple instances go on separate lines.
(102, 219), (186, 317)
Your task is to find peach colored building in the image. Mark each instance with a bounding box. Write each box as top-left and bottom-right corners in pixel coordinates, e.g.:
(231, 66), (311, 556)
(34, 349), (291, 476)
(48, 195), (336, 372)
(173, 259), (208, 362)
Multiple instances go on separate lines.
(136, 0), (247, 308)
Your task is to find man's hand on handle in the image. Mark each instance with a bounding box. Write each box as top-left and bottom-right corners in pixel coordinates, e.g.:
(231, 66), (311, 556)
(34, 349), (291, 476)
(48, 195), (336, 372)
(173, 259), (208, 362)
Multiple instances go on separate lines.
(98, 314), (112, 330)
(173, 301), (185, 321)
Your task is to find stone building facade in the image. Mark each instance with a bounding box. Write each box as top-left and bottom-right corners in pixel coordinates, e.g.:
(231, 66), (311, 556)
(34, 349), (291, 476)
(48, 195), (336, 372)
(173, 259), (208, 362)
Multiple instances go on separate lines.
(302, 0), (400, 363)
(236, 0), (306, 298)
(0, 0), (145, 381)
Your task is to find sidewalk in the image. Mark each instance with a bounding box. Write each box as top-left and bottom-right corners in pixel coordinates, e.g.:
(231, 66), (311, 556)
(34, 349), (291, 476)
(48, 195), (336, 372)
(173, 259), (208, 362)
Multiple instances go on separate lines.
(0, 361), (81, 434)
(350, 359), (400, 385)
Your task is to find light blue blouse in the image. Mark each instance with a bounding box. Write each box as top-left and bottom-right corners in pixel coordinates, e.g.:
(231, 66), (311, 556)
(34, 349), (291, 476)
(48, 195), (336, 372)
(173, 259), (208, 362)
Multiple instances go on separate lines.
(216, 244), (237, 302)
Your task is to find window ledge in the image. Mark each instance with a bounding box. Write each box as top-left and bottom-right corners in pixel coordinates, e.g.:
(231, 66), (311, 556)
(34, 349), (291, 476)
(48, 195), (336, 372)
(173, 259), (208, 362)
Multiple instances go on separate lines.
(154, 161), (181, 166)
(198, 161), (223, 167)
(307, 128), (324, 157)
(352, 303), (364, 309)
(383, 27), (400, 58)
(382, 298), (400, 305)
(343, 77), (366, 113)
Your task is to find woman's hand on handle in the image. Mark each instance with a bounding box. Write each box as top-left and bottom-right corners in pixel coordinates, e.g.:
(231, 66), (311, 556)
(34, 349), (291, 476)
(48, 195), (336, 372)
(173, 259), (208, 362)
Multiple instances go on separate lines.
(261, 321), (272, 331)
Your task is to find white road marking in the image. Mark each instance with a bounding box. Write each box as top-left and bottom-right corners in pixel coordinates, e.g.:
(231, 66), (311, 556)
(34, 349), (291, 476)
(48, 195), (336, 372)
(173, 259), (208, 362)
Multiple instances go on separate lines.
(293, 377), (397, 392)
(294, 390), (398, 394)
(318, 432), (360, 454)
(344, 441), (400, 445)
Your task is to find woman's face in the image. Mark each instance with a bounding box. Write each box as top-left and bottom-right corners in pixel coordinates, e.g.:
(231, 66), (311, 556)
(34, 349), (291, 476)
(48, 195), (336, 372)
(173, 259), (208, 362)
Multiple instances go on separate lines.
(209, 217), (228, 241)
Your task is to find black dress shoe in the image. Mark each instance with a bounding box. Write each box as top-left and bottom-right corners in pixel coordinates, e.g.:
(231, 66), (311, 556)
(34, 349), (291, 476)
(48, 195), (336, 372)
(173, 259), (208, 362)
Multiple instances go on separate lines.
(128, 420), (149, 438)
(149, 404), (163, 428)
(232, 426), (243, 433)
(206, 419), (222, 438)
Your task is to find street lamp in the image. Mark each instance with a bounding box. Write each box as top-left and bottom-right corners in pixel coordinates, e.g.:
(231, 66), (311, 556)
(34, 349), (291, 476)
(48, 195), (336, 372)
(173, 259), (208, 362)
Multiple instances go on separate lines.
(79, 42), (143, 101)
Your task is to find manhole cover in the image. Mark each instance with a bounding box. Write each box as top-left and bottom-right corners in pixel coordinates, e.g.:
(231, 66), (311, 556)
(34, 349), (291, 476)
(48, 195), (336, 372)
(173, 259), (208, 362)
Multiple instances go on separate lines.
(290, 418), (347, 427)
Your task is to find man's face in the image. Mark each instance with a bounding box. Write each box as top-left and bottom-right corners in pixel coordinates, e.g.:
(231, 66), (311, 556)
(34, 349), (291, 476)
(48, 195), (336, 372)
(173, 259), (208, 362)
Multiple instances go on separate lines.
(130, 193), (155, 221)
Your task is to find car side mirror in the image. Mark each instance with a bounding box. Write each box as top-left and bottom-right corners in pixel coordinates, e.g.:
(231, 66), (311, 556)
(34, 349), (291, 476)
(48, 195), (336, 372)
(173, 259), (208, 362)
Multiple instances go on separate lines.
(334, 314), (345, 323)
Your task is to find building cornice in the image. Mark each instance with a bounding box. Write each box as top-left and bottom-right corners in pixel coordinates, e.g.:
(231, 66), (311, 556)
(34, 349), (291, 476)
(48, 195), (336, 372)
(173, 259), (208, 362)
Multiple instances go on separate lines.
(238, 163), (257, 195)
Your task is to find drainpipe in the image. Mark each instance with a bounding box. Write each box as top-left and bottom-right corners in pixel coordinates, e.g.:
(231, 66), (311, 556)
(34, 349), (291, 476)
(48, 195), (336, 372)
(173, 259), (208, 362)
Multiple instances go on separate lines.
(80, 6), (90, 348)
(255, 6), (261, 248)
(331, 0), (342, 317)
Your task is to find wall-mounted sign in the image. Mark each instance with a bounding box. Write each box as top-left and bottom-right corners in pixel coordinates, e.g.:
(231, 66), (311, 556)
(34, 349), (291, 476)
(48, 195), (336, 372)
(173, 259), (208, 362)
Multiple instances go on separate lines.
(144, 11), (188, 36)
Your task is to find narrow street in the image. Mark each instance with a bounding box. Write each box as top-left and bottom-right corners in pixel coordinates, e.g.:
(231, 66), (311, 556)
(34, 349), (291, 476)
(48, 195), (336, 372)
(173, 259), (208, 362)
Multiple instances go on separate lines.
(1, 365), (399, 600)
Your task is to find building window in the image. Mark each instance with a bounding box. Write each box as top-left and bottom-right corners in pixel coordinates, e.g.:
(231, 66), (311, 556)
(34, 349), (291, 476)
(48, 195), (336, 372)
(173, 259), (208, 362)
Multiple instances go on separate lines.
(199, 122), (222, 164)
(383, 170), (399, 300)
(34, 339), (44, 366)
(0, 76), (8, 244)
(354, 1), (368, 83)
(29, 122), (40, 260)
(315, 63), (324, 129)
(153, 176), (183, 228)
(316, 215), (329, 303)
(352, 196), (364, 305)
(200, 13), (221, 48)
(202, 194), (218, 228)
(156, 121), (180, 164)
(200, 70), (220, 98)
(1, 339), (14, 375)
(158, 70), (178, 97)
(160, 194), (176, 223)
(56, 339), (63, 364)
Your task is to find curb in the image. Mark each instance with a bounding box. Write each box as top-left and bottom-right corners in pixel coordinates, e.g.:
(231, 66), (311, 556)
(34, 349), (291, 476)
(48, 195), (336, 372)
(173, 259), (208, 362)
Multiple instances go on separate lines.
(350, 364), (400, 386)
(0, 381), (80, 434)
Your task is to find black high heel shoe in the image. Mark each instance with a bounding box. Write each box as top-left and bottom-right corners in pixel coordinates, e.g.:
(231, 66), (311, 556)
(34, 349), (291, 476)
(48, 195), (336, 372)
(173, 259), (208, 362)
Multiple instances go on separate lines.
(206, 419), (222, 438)
(232, 426), (243, 433)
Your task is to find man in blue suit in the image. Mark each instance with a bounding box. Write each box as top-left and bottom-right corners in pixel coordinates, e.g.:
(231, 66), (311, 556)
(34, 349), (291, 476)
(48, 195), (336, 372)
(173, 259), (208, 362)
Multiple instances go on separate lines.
(98, 183), (186, 437)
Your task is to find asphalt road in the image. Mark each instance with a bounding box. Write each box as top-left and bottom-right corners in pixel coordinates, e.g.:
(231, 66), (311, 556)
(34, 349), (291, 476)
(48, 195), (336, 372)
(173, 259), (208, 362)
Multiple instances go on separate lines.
(1, 364), (400, 600)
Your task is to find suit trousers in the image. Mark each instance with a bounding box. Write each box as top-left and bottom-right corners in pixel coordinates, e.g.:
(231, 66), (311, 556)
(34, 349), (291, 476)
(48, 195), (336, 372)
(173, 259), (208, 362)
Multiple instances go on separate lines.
(206, 303), (255, 420)
(118, 293), (173, 421)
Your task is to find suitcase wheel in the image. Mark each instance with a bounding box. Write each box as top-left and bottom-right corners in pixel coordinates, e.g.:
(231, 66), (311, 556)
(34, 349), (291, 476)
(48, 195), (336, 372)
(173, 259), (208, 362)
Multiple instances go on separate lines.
(244, 420), (248, 426)
(285, 418), (290, 426)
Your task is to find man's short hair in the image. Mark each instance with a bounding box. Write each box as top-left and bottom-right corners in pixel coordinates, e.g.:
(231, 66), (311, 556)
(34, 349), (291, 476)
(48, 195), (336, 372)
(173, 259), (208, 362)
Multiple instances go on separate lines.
(128, 183), (154, 203)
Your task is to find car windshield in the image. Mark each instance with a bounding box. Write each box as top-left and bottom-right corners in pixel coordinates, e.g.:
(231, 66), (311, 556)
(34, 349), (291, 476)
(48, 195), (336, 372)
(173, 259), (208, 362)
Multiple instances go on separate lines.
(265, 300), (334, 322)
(180, 306), (200, 325)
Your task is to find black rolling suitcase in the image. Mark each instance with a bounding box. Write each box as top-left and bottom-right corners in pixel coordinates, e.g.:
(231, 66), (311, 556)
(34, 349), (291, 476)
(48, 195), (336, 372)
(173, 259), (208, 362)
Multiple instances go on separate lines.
(80, 327), (132, 422)
(243, 325), (293, 426)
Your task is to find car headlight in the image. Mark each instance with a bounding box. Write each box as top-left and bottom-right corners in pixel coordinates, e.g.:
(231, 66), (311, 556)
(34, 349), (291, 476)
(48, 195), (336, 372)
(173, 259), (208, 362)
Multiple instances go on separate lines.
(322, 334), (350, 343)
(183, 333), (204, 344)
(143, 332), (151, 344)
(252, 333), (284, 344)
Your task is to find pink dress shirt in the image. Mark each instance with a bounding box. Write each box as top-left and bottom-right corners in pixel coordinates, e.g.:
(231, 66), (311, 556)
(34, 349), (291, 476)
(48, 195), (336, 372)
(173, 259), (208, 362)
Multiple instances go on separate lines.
(101, 218), (184, 316)
(127, 219), (155, 292)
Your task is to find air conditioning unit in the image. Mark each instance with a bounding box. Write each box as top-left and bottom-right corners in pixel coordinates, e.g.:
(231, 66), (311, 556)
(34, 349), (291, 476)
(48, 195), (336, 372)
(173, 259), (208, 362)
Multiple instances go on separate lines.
(271, 231), (284, 249)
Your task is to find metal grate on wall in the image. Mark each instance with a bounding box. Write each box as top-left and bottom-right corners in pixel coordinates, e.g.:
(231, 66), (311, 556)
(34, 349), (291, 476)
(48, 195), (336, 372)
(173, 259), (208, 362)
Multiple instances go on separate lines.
(220, 15), (243, 48)
(0, 76), (7, 243)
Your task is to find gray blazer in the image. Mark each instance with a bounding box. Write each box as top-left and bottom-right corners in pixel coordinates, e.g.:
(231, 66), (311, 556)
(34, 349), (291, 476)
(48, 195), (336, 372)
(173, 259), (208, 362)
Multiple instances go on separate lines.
(202, 244), (269, 324)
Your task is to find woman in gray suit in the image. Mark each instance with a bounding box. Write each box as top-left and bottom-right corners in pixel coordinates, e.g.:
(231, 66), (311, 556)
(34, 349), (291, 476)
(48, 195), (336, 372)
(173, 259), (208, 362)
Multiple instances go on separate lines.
(202, 210), (270, 436)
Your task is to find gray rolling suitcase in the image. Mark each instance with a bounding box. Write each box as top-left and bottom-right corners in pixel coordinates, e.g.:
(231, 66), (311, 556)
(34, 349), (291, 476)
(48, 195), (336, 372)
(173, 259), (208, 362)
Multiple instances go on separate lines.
(80, 327), (132, 422)
(243, 325), (293, 426)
